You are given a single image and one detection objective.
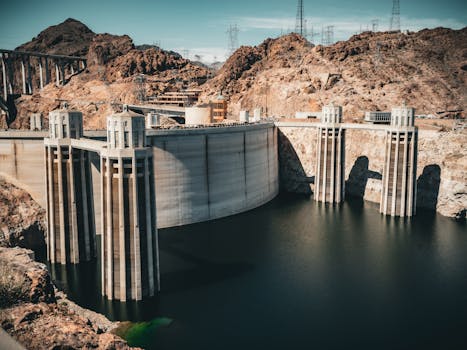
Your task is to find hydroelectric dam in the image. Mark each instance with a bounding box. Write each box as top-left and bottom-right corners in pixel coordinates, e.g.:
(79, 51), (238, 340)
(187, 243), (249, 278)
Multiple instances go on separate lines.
(0, 103), (421, 301)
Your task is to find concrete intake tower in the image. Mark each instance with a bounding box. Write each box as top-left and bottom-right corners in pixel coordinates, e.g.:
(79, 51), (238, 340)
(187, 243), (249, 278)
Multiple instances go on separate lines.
(380, 104), (418, 217)
(314, 103), (345, 204)
(100, 107), (159, 301)
(44, 106), (96, 264)
(44, 105), (160, 301)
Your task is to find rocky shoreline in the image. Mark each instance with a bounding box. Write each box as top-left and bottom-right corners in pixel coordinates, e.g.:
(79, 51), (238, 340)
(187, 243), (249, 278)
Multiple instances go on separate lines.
(0, 247), (139, 350)
(0, 178), (46, 251)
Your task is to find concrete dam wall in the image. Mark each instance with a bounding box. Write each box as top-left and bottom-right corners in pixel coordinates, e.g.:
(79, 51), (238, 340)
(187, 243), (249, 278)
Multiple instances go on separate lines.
(0, 134), (47, 208)
(0, 123), (279, 229)
(149, 124), (279, 228)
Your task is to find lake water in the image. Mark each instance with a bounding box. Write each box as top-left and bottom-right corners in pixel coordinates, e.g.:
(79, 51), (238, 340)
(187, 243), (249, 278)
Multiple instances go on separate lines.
(49, 194), (467, 349)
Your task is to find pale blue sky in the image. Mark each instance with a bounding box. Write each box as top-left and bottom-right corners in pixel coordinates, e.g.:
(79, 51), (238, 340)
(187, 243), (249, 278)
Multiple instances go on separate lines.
(1, 0), (465, 62)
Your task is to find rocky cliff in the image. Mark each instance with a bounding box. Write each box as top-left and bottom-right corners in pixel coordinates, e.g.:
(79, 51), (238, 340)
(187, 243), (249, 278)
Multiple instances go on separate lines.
(0, 248), (139, 349)
(202, 28), (466, 119)
(0, 178), (46, 251)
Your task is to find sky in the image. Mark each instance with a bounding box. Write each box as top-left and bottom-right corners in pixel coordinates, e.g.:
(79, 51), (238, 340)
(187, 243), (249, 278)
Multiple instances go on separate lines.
(1, 0), (466, 62)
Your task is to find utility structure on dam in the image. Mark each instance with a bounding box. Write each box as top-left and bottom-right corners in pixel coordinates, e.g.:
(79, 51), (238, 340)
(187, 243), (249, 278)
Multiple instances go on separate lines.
(101, 107), (159, 301)
(314, 103), (345, 204)
(276, 102), (418, 216)
(380, 104), (418, 217)
(44, 105), (96, 264)
(44, 104), (160, 301)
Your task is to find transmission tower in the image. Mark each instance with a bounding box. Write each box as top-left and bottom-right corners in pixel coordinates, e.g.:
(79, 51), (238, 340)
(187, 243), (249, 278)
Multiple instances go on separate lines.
(226, 24), (239, 57)
(295, 0), (305, 36)
(372, 19), (379, 32)
(390, 0), (400, 32)
(308, 24), (320, 45)
(133, 74), (147, 103)
(304, 19), (308, 39)
(373, 42), (382, 68)
(321, 26), (334, 46)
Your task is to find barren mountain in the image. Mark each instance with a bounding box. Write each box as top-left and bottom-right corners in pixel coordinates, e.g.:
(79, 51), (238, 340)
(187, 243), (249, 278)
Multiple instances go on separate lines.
(202, 28), (467, 119)
(15, 18), (95, 56)
(7, 23), (467, 129)
(8, 19), (210, 129)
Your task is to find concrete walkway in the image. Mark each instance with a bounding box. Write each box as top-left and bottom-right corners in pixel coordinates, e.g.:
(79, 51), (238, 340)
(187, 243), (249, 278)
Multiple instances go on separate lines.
(0, 328), (25, 350)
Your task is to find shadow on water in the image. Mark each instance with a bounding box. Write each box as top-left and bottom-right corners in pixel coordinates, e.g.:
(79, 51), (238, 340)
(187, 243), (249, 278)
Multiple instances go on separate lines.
(159, 243), (253, 294)
(417, 164), (441, 211)
(48, 234), (253, 321)
(346, 156), (382, 198)
(49, 256), (162, 321)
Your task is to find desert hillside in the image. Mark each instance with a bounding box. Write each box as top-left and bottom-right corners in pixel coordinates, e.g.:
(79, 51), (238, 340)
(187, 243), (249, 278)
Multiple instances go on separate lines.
(5, 21), (467, 128)
(9, 18), (210, 129)
(201, 28), (467, 119)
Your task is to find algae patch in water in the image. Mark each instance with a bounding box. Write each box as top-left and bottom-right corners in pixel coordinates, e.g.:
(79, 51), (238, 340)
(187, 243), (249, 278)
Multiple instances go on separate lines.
(114, 317), (173, 346)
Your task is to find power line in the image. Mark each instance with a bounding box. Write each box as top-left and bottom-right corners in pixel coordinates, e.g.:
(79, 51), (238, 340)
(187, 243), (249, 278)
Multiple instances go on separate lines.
(295, 0), (305, 36)
(390, 0), (400, 32)
(372, 19), (379, 32)
(321, 26), (334, 46)
(133, 74), (147, 103)
(306, 21), (320, 45)
(373, 42), (382, 68)
(226, 24), (239, 57)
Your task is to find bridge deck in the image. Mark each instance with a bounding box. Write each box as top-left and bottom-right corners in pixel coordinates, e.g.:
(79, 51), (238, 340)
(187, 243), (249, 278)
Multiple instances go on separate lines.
(0, 49), (86, 61)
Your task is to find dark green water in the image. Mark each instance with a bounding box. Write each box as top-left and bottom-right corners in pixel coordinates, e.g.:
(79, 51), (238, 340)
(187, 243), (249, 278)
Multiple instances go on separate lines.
(49, 194), (467, 350)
